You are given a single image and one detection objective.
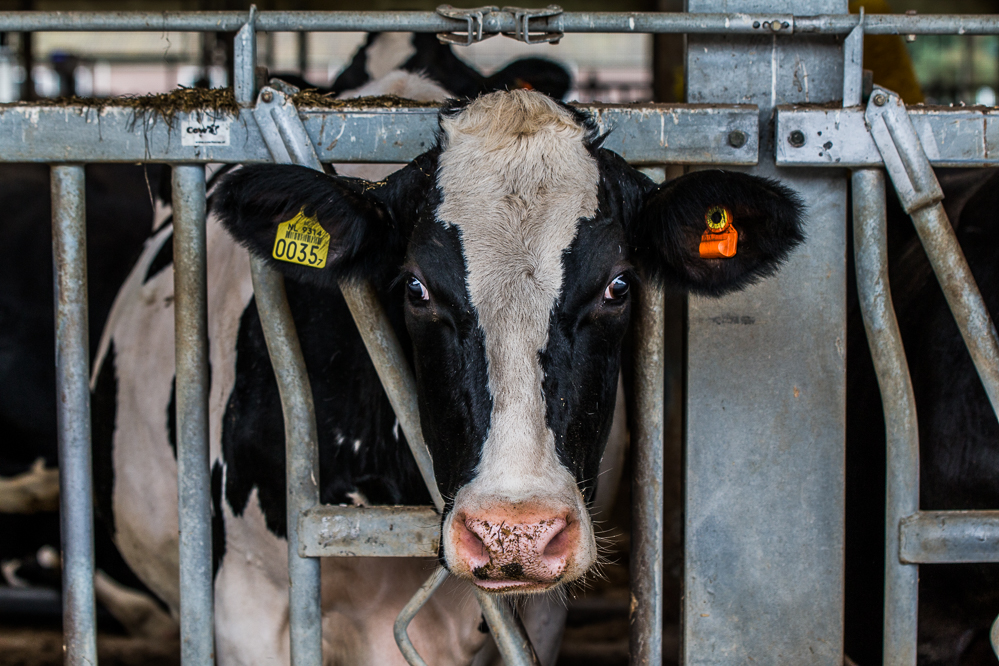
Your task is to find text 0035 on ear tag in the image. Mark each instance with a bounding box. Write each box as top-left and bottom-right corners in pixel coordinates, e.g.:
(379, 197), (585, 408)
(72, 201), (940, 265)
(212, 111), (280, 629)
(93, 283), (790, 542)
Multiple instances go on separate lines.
(272, 210), (330, 268)
(699, 205), (737, 259)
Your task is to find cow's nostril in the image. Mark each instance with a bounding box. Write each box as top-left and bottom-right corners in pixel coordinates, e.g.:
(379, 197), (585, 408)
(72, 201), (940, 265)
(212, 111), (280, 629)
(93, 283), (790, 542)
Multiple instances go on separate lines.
(541, 520), (571, 562)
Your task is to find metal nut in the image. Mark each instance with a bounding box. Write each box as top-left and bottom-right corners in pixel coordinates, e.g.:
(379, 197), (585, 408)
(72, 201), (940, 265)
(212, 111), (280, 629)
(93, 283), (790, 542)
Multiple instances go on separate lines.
(787, 130), (805, 148)
(727, 130), (747, 149)
(872, 93), (887, 106)
(261, 90), (274, 103)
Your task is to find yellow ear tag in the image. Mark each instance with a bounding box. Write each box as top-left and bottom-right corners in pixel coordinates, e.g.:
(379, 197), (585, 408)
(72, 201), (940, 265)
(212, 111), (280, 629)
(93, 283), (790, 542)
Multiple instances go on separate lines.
(699, 205), (738, 259)
(272, 209), (330, 269)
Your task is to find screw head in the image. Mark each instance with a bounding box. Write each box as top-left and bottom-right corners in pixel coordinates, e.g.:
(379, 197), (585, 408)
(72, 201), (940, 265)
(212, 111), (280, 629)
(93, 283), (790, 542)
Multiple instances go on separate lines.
(788, 130), (805, 148)
(770, 20), (783, 32)
(728, 130), (747, 149)
(261, 90), (274, 103)
(872, 93), (887, 106)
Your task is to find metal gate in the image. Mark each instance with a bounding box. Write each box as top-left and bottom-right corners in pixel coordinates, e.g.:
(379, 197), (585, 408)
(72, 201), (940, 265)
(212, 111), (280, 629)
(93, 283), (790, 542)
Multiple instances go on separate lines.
(13, 3), (999, 665)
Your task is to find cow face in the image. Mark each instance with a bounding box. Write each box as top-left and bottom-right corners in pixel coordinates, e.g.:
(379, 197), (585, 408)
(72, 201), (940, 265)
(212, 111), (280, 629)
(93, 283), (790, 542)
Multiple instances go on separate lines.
(214, 90), (803, 593)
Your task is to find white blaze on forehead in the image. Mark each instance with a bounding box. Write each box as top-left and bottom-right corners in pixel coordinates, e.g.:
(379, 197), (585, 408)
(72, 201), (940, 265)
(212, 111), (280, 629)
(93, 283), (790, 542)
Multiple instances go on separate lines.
(436, 90), (599, 501)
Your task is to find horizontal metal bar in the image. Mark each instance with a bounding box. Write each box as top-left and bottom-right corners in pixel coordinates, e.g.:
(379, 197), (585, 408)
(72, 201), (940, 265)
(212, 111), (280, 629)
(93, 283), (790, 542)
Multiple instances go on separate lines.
(0, 102), (758, 165)
(299, 505), (439, 557)
(777, 105), (999, 168)
(0, 11), (996, 35)
(900, 511), (999, 564)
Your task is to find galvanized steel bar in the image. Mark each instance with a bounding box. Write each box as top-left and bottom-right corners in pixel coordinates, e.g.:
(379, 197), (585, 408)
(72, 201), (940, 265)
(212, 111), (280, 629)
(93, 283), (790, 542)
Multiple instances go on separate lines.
(0, 10), (997, 35)
(51, 164), (98, 666)
(630, 284), (664, 666)
(899, 511), (999, 564)
(851, 168), (919, 666)
(299, 506), (439, 557)
(394, 566), (450, 666)
(233, 6), (257, 107)
(172, 164), (214, 666)
(248, 258), (323, 666)
(842, 8), (864, 107)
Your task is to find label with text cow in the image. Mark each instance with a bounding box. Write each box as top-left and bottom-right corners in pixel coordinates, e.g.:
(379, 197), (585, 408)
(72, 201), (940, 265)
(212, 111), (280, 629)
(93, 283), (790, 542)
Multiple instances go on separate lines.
(272, 211), (330, 269)
(180, 118), (231, 146)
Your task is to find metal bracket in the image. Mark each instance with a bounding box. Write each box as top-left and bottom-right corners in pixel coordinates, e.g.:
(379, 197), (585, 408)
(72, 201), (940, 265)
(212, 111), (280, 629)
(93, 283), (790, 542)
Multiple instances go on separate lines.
(436, 5), (498, 46)
(502, 5), (564, 44)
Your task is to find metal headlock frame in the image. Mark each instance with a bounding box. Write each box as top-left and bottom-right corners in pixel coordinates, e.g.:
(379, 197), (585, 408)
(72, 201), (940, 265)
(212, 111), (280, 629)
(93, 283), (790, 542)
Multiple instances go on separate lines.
(29, 5), (999, 666)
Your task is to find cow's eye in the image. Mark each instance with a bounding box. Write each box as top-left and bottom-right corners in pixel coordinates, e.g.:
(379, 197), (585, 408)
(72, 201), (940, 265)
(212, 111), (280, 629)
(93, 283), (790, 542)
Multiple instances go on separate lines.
(406, 276), (430, 302)
(604, 275), (629, 302)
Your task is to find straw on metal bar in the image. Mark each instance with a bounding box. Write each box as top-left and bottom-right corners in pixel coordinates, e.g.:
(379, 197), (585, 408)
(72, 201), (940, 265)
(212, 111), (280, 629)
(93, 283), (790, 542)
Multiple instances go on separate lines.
(51, 164), (98, 666)
(172, 164), (214, 666)
(851, 168), (919, 666)
(630, 283), (665, 666)
(0, 10), (998, 35)
(249, 258), (324, 666)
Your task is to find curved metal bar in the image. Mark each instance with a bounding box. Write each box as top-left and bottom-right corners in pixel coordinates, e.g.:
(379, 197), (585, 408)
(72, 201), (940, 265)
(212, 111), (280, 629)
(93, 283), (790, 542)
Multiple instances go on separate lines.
(249, 258), (323, 666)
(51, 164), (98, 666)
(394, 566), (451, 666)
(172, 165), (215, 665)
(852, 168), (920, 666)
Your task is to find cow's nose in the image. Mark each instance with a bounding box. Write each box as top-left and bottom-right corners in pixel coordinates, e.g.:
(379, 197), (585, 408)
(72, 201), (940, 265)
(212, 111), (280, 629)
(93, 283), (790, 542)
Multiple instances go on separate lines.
(450, 508), (578, 591)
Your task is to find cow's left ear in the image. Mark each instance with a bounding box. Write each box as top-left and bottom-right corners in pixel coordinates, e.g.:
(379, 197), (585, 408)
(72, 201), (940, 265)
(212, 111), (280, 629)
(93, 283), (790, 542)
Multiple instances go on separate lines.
(631, 170), (805, 296)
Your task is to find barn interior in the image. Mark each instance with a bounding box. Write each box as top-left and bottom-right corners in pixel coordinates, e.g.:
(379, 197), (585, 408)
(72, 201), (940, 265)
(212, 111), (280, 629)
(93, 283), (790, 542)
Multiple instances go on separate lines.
(0, 0), (996, 664)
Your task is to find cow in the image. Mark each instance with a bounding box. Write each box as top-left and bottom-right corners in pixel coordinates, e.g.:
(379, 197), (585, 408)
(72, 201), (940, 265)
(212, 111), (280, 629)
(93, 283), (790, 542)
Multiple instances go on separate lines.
(845, 168), (999, 666)
(93, 87), (804, 664)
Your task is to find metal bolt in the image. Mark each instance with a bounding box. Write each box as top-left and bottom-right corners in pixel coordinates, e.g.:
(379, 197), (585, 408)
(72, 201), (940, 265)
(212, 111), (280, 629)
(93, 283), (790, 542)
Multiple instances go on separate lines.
(770, 20), (782, 32)
(787, 130), (805, 148)
(873, 93), (887, 106)
(727, 130), (747, 149)
(261, 90), (273, 103)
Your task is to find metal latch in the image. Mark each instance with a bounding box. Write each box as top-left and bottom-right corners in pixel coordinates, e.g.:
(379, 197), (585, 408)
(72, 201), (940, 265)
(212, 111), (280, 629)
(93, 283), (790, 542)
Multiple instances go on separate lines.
(503, 5), (564, 44)
(436, 5), (498, 45)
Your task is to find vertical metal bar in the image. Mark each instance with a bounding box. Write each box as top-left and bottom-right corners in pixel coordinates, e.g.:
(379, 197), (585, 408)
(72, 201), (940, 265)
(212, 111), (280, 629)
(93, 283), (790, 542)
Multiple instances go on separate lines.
(843, 7), (864, 107)
(248, 257), (323, 666)
(51, 164), (97, 666)
(851, 168), (919, 666)
(172, 165), (214, 666)
(233, 5), (257, 106)
(631, 283), (664, 666)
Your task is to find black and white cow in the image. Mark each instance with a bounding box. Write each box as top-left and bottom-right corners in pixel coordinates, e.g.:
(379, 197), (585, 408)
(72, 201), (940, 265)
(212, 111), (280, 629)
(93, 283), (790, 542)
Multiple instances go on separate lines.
(94, 89), (804, 664)
(845, 168), (999, 666)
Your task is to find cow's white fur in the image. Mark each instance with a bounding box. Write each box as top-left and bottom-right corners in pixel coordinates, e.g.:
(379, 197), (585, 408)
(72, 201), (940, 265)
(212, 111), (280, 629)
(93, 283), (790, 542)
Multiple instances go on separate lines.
(436, 91), (600, 583)
(363, 33), (417, 82)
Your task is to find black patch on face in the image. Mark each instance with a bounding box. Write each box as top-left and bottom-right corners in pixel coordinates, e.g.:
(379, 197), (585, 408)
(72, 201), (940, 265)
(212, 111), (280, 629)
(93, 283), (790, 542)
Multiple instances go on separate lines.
(211, 460), (226, 580)
(92, 341), (118, 537)
(403, 212), (492, 510)
(221, 280), (431, 539)
(143, 230), (173, 285)
(540, 166), (639, 501)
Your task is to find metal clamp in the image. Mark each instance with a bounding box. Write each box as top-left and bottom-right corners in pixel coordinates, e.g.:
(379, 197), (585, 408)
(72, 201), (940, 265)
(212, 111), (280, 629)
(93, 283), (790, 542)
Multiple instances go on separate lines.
(436, 5), (498, 46)
(502, 5), (563, 44)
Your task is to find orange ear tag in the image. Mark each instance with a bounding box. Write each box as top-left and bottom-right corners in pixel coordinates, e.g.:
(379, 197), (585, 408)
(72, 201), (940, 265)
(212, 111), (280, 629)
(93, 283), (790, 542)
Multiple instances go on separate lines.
(698, 205), (738, 259)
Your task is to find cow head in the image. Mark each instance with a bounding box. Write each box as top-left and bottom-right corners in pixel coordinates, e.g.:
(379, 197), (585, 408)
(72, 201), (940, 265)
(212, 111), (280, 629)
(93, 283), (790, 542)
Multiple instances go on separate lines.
(214, 90), (804, 593)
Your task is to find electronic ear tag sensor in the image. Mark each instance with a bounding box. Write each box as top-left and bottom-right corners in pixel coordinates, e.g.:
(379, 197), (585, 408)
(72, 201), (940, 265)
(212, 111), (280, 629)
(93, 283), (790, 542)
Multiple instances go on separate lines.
(699, 205), (737, 259)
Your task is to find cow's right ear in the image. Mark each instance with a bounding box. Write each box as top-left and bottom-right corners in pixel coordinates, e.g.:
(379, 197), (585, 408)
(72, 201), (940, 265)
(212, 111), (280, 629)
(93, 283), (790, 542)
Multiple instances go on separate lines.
(212, 162), (421, 290)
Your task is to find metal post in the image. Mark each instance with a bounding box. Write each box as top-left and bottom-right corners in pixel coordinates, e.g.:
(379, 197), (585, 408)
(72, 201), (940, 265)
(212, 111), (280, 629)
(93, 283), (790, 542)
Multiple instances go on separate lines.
(233, 5), (257, 106)
(851, 168), (919, 666)
(173, 165), (214, 666)
(630, 283), (665, 666)
(249, 258), (323, 666)
(684, 0), (848, 662)
(51, 164), (98, 666)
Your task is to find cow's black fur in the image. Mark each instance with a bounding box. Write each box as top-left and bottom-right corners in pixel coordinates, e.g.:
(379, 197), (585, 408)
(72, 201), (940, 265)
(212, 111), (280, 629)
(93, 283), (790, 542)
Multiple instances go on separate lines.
(845, 168), (999, 666)
(212, 101), (805, 537)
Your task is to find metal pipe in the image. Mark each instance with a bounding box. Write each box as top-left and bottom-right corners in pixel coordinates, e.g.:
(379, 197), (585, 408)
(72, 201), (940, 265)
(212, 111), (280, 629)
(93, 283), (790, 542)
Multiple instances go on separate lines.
(630, 282), (665, 666)
(394, 566), (450, 666)
(249, 257), (323, 666)
(909, 203), (999, 421)
(172, 164), (214, 666)
(0, 10), (997, 35)
(899, 510), (999, 564)
(233, 5), (256, 106)
(851, 168), (919, 666)
(842, 7), (864, 107)
(51, 164), (98, 666)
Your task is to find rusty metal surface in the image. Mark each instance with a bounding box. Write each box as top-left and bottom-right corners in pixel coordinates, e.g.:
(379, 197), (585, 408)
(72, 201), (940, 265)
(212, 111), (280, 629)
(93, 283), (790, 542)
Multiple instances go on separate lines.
(298, 506), (439, 558)
(172, 165), (215, 666)
(630, 284), (665, 666)
(899, 511), (999, 564)
(851, 168), (920, 666)
(51, 164), (98, 666)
